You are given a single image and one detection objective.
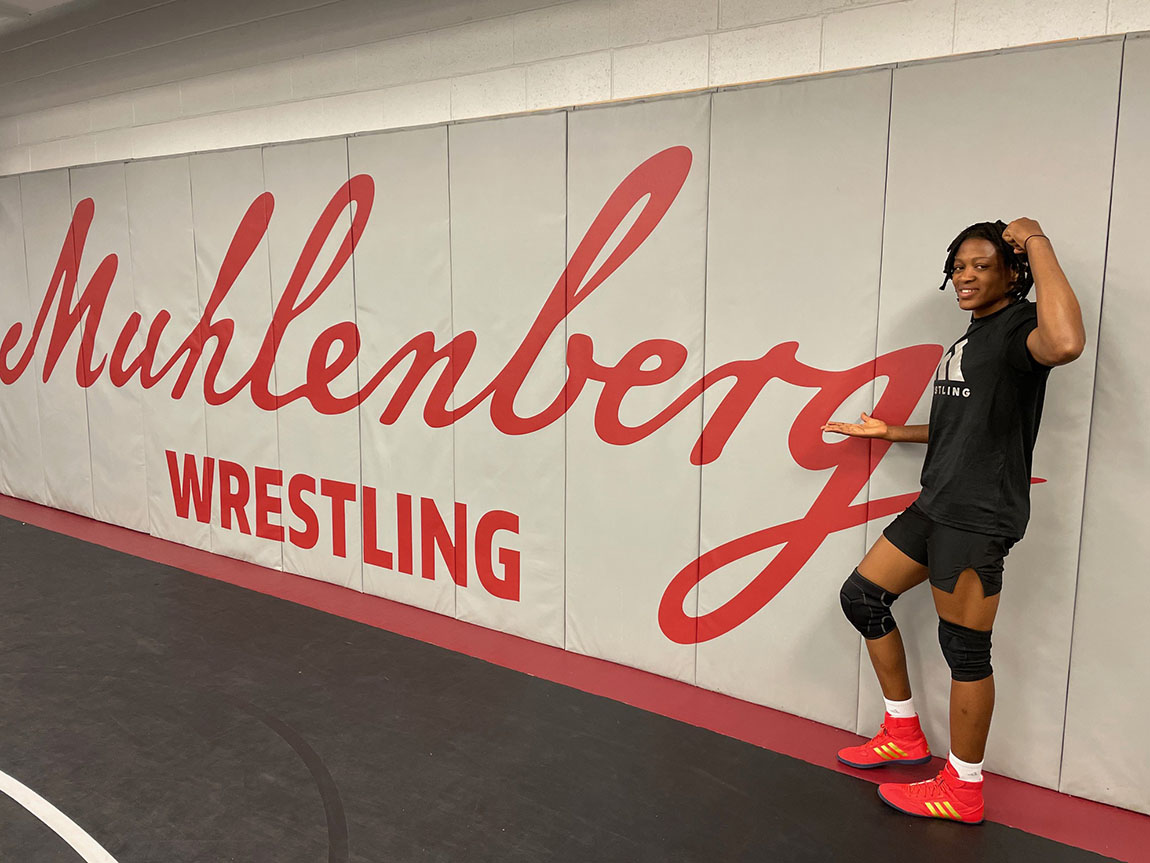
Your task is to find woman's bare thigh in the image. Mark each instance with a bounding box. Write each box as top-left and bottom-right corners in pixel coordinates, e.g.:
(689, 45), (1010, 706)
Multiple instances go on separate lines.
(857, 535), (930, 595)
(931, 569), (1001, 630)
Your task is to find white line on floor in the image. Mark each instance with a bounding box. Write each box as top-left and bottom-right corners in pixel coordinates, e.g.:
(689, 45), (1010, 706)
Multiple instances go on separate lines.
(0, 767), (120, 863)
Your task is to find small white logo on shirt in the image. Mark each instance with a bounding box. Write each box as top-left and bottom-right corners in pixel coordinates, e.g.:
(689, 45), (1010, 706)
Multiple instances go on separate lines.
(936, 337), (971, 397)
(939, 338), (967, 382)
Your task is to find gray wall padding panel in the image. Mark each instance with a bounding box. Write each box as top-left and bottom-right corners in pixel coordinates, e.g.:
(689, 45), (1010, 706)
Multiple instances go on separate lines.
(188, 148), (284, 572)
(348, 126), (457, 616)
(696, 69), (890, 730)
(449, 113), (568, 646)
(125, 156), (212, 552)
(563, 95), (710, 682)
(1060, 33), (1150, 814)
(0, 175), (46, 504)
(263, 137), (364, 590)
(18, 169), (95, 518)
(69, 163), (150, 532)
(0, 36), (1146, 814)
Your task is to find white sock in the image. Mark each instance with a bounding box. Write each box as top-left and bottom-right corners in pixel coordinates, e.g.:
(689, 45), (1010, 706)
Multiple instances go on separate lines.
(948, 752), (984, 783)
(883, 697), (916, 718)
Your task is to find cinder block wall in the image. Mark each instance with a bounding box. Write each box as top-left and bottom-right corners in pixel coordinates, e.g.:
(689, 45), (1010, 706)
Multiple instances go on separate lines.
(1, 0), (1146, 176)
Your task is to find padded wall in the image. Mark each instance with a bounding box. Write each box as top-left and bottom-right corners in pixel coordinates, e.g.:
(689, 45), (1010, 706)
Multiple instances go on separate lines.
(19, 169), (94, 518)
(126, 156), (211, 551)
(0, 176), (45, 503)
(696, 69), (890, 730)
(263, 138), (363, 590)
(69, 163), (149, 532)
(348, 126), (456, 615)
(188, 148), (283, 571)
(1060, 33), (1150, 813)
(449, 113), (568, 646)
(563, 95), (710, 682)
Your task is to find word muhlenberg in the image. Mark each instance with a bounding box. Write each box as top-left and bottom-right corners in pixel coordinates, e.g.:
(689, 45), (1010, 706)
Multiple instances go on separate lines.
(1, 147), (946, 643)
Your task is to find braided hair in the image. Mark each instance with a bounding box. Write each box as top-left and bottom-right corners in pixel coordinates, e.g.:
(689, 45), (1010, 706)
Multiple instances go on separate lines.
(937, 220), (1034, 302)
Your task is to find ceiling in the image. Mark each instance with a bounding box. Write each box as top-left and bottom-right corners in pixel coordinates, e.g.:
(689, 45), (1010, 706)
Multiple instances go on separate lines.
(0, 0), (86, 35)
(0, 0), (79, 14)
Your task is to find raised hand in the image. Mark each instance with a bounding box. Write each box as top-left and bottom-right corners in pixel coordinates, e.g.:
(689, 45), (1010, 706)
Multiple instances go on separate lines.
(1002, 217), (1044, 255)
(821, 412), (889, 440)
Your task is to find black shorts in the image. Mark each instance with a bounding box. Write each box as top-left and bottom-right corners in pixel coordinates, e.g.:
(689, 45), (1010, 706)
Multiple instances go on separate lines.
(882, 502), (1015, 597)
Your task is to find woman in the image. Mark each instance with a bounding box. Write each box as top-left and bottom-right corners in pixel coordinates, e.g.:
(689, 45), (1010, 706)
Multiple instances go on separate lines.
(822, 218), (1085, 824)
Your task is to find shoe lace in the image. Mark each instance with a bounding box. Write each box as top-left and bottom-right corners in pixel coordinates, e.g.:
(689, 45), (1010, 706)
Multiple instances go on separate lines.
(867, 724), (893, 746)
(906, 772), (948, 799)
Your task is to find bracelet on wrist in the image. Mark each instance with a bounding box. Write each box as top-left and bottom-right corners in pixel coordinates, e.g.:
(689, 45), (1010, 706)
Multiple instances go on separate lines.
(1024, 233), (1049, 251)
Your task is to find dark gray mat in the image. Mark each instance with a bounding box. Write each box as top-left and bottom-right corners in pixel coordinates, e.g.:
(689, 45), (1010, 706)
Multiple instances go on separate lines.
(0, 516), (1116, 863)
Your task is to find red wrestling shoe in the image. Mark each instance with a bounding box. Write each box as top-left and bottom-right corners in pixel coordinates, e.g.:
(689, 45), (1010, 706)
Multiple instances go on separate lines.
(837, 713), (932, 769)
(878, 761), (984, 824)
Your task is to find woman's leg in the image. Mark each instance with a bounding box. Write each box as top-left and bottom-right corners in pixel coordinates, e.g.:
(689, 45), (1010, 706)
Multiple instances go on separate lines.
(856, 536), (930, 700)
(931, 570), (1001, 762)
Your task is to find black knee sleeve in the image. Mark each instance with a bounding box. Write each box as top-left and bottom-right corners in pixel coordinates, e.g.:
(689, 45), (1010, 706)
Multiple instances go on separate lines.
(839, 569), (899, 640)
(938, 618), (993, 682)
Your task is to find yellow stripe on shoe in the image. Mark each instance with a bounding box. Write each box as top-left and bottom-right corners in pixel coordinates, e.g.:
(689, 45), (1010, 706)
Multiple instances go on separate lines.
(926, 802), (956, 820)
(871, 742), (911, 760)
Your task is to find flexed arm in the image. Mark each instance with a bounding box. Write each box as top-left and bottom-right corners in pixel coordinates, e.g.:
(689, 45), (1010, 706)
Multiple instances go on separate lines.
(1002, 218), (1086, 366)
(821, 412), (929, 443)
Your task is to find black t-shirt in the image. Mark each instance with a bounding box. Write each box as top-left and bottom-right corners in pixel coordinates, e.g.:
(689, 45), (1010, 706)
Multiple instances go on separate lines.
(916, 299), (1052, 539)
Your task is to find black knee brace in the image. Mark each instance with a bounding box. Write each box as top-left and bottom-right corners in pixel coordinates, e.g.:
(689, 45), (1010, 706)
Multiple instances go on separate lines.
(839, 569), (899, 640)
(938, 618), (993, 682)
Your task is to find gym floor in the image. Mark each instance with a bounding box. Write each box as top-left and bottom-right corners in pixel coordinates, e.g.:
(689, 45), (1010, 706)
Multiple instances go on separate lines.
(1, 499), (1146, 863)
